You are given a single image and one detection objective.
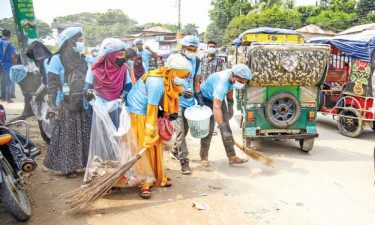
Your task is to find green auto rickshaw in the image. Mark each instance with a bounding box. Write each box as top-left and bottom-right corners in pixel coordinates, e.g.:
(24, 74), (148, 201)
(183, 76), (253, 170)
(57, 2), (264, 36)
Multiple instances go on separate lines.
(233, 28), (330, 152)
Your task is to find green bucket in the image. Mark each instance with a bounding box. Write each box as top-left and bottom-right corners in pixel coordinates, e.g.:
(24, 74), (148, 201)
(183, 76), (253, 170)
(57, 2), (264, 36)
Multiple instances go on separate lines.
(184, 105), (212, 138)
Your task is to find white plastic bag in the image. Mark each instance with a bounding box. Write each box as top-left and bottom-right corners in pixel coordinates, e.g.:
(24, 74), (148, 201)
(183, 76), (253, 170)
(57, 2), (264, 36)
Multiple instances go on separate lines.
(83, 97), (155, 187)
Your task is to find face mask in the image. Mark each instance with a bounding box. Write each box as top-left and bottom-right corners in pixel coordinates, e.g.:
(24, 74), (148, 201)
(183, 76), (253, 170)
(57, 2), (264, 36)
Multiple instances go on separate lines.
(92, 52), (98, 57)
(233, 81), (246, 89)
(115, 58), (126, 67)
(184, 51), (195, 60)
(73, 42), (84, 53)
(173, 76), (185, 86)
(127, 60), (134, 65)
(207, 48), (217, 54)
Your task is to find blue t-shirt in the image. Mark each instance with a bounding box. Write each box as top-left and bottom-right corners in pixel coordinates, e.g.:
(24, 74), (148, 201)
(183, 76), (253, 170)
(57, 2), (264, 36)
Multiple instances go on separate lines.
(201, 69), (233, 101)
(85, 56), (99, 67)
(179, 56), (201, 108)
(138, 49), (151, 73)
(126, 77), (164, 115)
(47, 54), (65, 105)
(0, 39), (16, 72)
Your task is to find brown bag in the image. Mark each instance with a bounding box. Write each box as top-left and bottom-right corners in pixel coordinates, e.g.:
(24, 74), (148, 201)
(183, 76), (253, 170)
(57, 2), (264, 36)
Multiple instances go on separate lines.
(157, 116), (174, 141)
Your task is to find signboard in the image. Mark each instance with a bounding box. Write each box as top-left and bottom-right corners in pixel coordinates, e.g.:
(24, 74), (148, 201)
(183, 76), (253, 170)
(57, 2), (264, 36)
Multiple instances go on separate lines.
(11, 0), (38, 40)
(176, 32), (182, 49)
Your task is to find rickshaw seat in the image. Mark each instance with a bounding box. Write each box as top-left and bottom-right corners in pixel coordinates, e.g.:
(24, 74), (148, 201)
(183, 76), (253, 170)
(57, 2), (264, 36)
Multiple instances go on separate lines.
(0, 134), (12, 145)
(322, 89), (342, 95)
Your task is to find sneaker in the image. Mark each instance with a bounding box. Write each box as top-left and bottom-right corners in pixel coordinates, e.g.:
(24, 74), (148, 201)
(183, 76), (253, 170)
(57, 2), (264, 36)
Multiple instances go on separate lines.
(180, 159), (192, 175)
(169, 151), (179, 161)
(11, 96), (16, 99)
(7, 100), (14, 103)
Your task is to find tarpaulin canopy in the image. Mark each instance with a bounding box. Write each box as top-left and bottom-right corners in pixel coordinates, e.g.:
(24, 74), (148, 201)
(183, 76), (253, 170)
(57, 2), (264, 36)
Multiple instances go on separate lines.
(309, 30), (375, 62)
(232, 27), (303, 46)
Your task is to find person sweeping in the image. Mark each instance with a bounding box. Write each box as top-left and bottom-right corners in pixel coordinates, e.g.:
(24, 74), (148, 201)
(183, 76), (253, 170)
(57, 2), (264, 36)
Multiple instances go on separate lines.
(126, 53), (192, 198)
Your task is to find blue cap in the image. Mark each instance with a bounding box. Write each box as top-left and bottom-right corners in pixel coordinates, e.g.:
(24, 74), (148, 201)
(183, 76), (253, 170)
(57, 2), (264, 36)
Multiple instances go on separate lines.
(10, 65), (27, 83)
(133, 38), (143, 45)
(58, 27), (83, 47)
(232, 64), (252, 80)
(180, 35), (199, 47)
(98, 38), (126, 56)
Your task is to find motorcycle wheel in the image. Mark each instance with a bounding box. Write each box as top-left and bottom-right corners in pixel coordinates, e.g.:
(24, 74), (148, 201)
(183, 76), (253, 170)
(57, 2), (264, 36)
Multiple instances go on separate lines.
(0, 159), (31, 221)
(38, 120), (50, 144)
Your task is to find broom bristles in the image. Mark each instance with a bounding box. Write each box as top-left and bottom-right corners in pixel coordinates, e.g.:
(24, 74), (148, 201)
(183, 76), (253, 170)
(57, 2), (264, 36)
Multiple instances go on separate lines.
(64, 151), (144, 215)
(234, 141), (275, 167)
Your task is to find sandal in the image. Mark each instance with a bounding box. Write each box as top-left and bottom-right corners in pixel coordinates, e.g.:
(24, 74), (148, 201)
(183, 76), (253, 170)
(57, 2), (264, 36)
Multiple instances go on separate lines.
(229, 156), (248, 165)
(140, 188), (151, 199)
(67, 171), (77, 178)
(200, 159), (209, 167)
(165, 178), (172, 187)
(104, 187), (120, 196)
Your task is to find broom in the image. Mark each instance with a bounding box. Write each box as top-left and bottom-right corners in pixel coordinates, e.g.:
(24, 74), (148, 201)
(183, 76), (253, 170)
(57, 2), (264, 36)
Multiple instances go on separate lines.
(233, 141), (275, 167)
(64, 148), (148, 215)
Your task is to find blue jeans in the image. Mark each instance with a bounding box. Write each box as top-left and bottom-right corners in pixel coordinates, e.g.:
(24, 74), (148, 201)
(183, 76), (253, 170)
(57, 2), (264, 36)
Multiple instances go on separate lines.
(0, 71), (13, 101)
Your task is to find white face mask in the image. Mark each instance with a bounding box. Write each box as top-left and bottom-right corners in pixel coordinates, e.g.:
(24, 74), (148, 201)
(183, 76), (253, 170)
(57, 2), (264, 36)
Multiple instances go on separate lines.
(233, 81), (245, 89)
(173, 76), (185, 86)
(207, 47), (217, 54)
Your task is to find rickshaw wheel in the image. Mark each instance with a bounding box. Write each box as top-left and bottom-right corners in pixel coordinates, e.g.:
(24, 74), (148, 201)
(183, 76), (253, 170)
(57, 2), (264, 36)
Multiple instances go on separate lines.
(372, 122), (375, 132)
(337, 108), (363, 138)
(299, 138), (314, 152)
(265, 92), (301, 128)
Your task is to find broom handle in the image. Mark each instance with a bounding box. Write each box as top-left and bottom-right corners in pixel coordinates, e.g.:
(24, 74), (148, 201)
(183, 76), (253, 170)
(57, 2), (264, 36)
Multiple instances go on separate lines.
(138, 148), (147, 155)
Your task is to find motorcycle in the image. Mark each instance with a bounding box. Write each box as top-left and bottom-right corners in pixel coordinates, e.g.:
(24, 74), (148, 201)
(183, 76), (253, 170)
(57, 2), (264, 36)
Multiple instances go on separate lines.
(0, 106), (40, 221)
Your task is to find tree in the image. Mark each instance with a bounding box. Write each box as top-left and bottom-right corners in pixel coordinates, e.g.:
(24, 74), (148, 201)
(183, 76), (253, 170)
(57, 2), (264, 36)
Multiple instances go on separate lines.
(182, 23), (199, 36)
(249, 0), (285, 14)
(306, 10), (357, 32)
(328, 0), (356, 14)
(53, 9), (137, 46)
(223, 7), (302, 45)
(356, 0), (375, 17)
(294, 5), (323, 23)
(285, 0), (296, 9)
(139, 22), (178, 33)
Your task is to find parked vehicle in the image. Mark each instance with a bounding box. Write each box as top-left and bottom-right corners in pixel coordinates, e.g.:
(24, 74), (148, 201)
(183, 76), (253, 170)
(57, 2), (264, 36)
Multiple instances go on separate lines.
(0, 106), (40, 221)
(233, 28), (330, 152)
(310, 30), (375, 137)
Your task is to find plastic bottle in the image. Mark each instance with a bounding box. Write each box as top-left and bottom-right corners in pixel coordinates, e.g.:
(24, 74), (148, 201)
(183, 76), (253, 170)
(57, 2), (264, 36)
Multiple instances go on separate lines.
(63, 83), (70, 96)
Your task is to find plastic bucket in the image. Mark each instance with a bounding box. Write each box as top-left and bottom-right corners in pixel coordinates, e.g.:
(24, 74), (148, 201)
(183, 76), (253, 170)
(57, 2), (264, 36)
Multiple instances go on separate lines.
(184, 105), (212, 138)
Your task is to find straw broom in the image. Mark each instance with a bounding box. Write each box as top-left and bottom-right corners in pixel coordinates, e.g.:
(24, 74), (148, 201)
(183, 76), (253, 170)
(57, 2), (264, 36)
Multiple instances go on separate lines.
(233, 141), (274, 167)
(64, 148), (147, 215)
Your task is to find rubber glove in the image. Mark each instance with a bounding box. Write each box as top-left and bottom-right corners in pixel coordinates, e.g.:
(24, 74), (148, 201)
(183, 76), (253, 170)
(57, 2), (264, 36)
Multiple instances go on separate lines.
(84, 89), (96, 102)
(180, 89), (194, 99)
(218, 122), (234, 143)
(194, 91), (204, 107)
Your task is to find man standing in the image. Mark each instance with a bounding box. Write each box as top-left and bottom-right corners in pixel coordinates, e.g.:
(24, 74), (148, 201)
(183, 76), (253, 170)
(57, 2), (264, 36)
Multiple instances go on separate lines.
(0, 29), (17, 103)
(199, 64), (251, 166)
(200, 40), (222, 83)
(170, 35), (203, 174)
(133, 38), (158, 73)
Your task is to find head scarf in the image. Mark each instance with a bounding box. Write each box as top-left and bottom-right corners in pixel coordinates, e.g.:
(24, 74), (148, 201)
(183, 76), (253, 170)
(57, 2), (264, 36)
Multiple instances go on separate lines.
(141, 66), (189, 114)
(133, 54), (145, 81)
(91, 50), (128, 101)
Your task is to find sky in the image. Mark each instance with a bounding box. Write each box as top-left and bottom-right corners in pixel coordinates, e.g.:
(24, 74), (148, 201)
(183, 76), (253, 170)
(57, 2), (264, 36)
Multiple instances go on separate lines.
(0, 0), (317, 32)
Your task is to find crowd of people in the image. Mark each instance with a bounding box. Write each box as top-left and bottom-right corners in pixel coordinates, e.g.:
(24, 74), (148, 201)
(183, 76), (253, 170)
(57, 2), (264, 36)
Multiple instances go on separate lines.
(0, 27), (252, 199)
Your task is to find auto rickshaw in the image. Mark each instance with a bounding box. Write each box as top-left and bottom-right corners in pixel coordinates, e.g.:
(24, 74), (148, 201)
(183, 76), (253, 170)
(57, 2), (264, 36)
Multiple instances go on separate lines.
(233, 27), (330, 152)
(310, 30), (375, 137)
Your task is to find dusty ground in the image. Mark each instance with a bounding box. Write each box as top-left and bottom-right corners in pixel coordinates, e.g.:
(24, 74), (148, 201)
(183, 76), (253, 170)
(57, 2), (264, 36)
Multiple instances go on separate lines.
(1, 87), (374, 225)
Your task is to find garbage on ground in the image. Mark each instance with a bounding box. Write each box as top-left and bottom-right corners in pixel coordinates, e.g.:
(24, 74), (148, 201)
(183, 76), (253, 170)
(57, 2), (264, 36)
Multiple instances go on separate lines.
(192, 202), (210, 210)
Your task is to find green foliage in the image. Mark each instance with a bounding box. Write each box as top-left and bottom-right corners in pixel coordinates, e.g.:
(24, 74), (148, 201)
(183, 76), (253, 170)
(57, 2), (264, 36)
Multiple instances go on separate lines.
(223, 7), (302, 45)
(356, 0), (375, 17)
(328, 0), (356, 14)
(182, 23), (199, 36)
(140, 23), (178, 33)
(54, 9), (137, 46)
(294, 5), (323, 23)
(306, 10), (357, 32)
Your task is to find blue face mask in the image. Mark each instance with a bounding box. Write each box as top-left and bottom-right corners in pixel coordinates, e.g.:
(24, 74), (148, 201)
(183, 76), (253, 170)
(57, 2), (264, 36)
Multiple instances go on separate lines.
(73, 42), (84, 53)
(173, 76), (185, 86)
(184, 52), (195, 60)
(207, 48), (217, 54)
(127, 60), (134, 65)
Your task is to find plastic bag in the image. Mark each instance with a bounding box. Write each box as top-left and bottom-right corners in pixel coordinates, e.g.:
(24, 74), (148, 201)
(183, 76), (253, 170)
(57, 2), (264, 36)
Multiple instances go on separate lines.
(83, 97), (155, 187)
(30, 93), (50, 138)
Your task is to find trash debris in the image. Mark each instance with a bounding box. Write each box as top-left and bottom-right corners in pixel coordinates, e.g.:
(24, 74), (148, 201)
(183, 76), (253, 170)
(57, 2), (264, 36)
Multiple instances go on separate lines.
(192, 202), (210, 210)
(201, 193), (208, 196)
(224, 192), (239, 196)
(296, 202), (304, 206)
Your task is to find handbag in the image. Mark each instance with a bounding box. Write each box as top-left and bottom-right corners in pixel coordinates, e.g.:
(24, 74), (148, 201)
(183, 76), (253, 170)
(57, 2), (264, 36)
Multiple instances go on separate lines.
(157, 115), (174, 141)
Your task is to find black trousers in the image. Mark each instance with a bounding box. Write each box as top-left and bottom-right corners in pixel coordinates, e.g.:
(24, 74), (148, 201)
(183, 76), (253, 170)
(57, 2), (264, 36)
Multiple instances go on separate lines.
(200, 97), (236, 159)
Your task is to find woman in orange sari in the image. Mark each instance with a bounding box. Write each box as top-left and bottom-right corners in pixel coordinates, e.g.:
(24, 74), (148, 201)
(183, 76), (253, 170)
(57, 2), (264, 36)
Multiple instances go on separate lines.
(126, 54), (191, 198)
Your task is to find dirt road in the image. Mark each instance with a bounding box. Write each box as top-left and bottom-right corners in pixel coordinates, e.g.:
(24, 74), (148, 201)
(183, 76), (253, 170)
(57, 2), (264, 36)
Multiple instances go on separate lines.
(1, 92), (374, 225)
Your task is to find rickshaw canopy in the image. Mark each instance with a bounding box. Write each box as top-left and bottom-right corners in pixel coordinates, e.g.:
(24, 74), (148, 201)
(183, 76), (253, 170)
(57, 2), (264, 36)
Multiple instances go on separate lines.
(232, 27), (304, 46)
(309, 30), (375, 62)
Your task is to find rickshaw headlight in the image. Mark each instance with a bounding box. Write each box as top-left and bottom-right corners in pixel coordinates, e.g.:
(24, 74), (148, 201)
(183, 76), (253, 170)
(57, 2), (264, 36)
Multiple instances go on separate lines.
(247, 112), (254, 123)
(308, 111), (315, 122)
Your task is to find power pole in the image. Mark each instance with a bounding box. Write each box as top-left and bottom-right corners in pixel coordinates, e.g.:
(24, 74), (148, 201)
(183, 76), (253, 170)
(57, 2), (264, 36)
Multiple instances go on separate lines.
(177, 0), (182, 49)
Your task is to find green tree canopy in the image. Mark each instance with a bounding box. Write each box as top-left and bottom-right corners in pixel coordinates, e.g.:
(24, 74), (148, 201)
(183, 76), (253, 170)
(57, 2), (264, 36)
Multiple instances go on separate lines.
(223, 7), (302, 45)
(139, 22), (178, 33)
(53, 9), (137, 46)
(182, 23), (199, 36)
